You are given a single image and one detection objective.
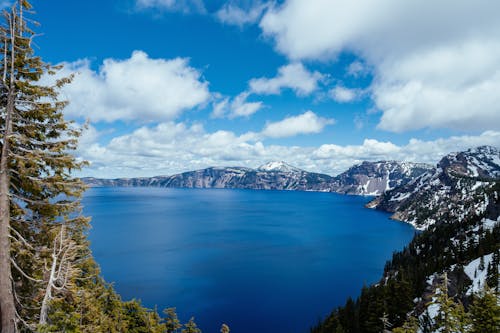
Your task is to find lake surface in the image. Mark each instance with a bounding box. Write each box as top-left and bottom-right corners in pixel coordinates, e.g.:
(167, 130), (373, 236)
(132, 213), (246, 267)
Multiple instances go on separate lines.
(83, 187), (415, 333)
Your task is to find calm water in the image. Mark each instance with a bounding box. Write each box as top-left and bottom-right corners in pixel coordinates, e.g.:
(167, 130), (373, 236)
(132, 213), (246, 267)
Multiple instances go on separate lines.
(83, 187), (415, 333)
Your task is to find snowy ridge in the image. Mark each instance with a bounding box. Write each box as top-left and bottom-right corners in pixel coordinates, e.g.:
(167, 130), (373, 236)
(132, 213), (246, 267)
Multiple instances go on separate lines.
(332, 160), (433, 195)
(370, 146), (500, 230)
(257, 161), (303, 173)
(83, 160), (430, 195)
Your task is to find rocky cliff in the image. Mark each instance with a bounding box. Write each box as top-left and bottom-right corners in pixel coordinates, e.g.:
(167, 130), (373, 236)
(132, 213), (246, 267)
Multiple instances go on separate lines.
(368, 146), (500, 230)
(83, 160), (431, 195)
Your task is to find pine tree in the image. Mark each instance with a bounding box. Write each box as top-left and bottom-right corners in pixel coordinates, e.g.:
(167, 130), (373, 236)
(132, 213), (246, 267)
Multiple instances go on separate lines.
(182, 317), (201, 333)
(392, 315), (419, 333)
(433, 273), (469, 333)
(0, 1), (88, 330)
(164, 307), (182, 333)
(469, 286), (500, 333)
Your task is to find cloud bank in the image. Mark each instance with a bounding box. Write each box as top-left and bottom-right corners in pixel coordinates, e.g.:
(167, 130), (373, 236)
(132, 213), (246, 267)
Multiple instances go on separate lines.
(260, 0), (500, 132)
(56, 51), (210, 123)
(77, 123), (500, 178)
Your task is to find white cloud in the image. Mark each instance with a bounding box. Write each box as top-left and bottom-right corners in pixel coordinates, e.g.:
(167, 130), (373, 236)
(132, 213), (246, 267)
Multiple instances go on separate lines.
(346, 61), (367, 77)
(135, 0), (206, 13)
(211, 92), (263, 118)
(249, 63), (323, 96)
(261, 111), (334, 138)
(77, 122), (500, 178)
(313, 131), (500, 167)
(55, 51), (210, 123)
(329, 85), (360, 103)
(216, 1), (269, 27)
(230, 92), (264, 118)
(259, 0), (500, 132)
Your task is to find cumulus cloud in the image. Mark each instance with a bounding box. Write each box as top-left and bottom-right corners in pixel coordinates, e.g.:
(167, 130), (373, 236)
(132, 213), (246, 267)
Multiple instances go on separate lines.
(216, 1), (269, 27)
(249, 63), (323, 96)
(261, 111), (334, 138)
(135, 0), (206, 13)
(54, 51), (210, 123)
(260, 0), (500, 132)
(212, 92), (263, 118)
(329, 85), (361, 103)
(77, 122), (500, 178)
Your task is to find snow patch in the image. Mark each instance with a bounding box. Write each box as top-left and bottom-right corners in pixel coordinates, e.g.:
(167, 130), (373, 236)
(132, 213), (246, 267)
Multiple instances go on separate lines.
(463, 253), (494, 295)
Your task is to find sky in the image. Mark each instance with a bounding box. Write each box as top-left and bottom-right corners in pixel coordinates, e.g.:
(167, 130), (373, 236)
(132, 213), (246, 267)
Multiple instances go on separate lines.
(17, 0), (500, 177)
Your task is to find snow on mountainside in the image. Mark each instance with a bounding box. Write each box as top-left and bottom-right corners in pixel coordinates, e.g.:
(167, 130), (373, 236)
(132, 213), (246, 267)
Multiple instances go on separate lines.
(257, 161), (303, 173)
(83, 165), (335, 191)
(83, 161), (430, 195)
(332, 161), (433, 195)
(369, 146), (500, 230)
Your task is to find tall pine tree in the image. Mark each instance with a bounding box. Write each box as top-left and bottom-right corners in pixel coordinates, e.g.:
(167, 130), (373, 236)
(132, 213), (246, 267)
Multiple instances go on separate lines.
(0, 1), (88, 331)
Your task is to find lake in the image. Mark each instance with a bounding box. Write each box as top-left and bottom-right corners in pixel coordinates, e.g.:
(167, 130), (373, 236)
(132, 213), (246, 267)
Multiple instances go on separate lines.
(83, 187), (415, 333)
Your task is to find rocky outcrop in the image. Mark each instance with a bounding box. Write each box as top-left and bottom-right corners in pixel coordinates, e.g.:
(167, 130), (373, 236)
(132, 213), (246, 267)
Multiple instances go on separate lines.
(332, 161), (432, 195)
(369, 146), (500, 230)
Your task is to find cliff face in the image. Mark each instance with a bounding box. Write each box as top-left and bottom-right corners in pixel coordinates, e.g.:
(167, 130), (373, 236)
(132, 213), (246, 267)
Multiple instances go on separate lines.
(332, 161), (433, 195)
(83, 163), (335, 191)
(368, 146), (500, 230)
(83, 161), (431, 195)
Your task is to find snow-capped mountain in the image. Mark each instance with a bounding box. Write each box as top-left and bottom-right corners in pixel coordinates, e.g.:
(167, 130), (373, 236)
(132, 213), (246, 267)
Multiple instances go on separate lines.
(331, 161), (433, 195)
(257, 161), (303, 173)
(83, 160), (430, 195)
(369, 146), (500, 230)
(83, 165), (335, 191)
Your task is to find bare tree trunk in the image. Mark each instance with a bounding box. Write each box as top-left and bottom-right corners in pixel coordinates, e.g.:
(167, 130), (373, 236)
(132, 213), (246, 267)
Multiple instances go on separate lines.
(0, 5), (18, 332)
(0, 72), (16, 333)
(39, 253), (56, 326)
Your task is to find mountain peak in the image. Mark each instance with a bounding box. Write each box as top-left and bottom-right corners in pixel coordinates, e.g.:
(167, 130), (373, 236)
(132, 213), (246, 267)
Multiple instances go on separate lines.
(257, 161), (302, 173)
(439, 145), (500, 179)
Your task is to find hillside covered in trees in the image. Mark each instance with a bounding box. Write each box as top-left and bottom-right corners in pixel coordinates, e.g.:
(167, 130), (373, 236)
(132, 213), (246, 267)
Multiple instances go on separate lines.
(312, 149), (500, 333)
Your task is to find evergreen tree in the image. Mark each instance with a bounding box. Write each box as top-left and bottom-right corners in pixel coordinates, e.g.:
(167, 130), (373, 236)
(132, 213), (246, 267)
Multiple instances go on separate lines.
(0, 2), (178, 331)
(182, 317), (201, 333)
(433, 273), (469, 333)
(392, 315), (419, 333)
(469, 287), (500, 333)
(0, 1), (89, 331)
(164, 307), (182, 333)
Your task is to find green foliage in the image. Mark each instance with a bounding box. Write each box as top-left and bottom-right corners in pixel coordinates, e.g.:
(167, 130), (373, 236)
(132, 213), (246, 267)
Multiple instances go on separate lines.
(181, 317), (201, 333)
(392, 315), (418, 333)
(164, 307), (182, 333)
(432, 274), (469, 333)
(469, 287), (500, 333)
(311, 191), (500, 333)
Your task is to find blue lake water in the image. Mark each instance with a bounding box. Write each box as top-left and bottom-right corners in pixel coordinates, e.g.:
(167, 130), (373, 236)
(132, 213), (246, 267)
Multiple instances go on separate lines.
(83, 187), (415, 333)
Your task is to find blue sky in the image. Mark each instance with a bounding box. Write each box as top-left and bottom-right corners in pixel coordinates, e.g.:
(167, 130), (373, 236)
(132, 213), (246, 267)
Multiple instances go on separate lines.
(24, 0), (500, 177)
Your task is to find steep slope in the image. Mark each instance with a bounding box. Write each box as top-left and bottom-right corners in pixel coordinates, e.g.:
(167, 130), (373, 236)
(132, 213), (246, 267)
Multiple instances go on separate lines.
(312, 147), (500, 333)
(332, 161), (432, 195)
(83, 164), (335, 191)
(83, 161), (430, 195)
(369, 146), (500, 230)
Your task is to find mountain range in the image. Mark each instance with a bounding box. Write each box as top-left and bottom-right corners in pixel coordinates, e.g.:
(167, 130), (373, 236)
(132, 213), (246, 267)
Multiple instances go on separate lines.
(83, 160), (432, 196)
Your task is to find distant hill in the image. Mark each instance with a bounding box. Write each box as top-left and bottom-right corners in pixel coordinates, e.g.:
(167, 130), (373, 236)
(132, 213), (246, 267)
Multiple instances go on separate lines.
(83, 160), (432, 196)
